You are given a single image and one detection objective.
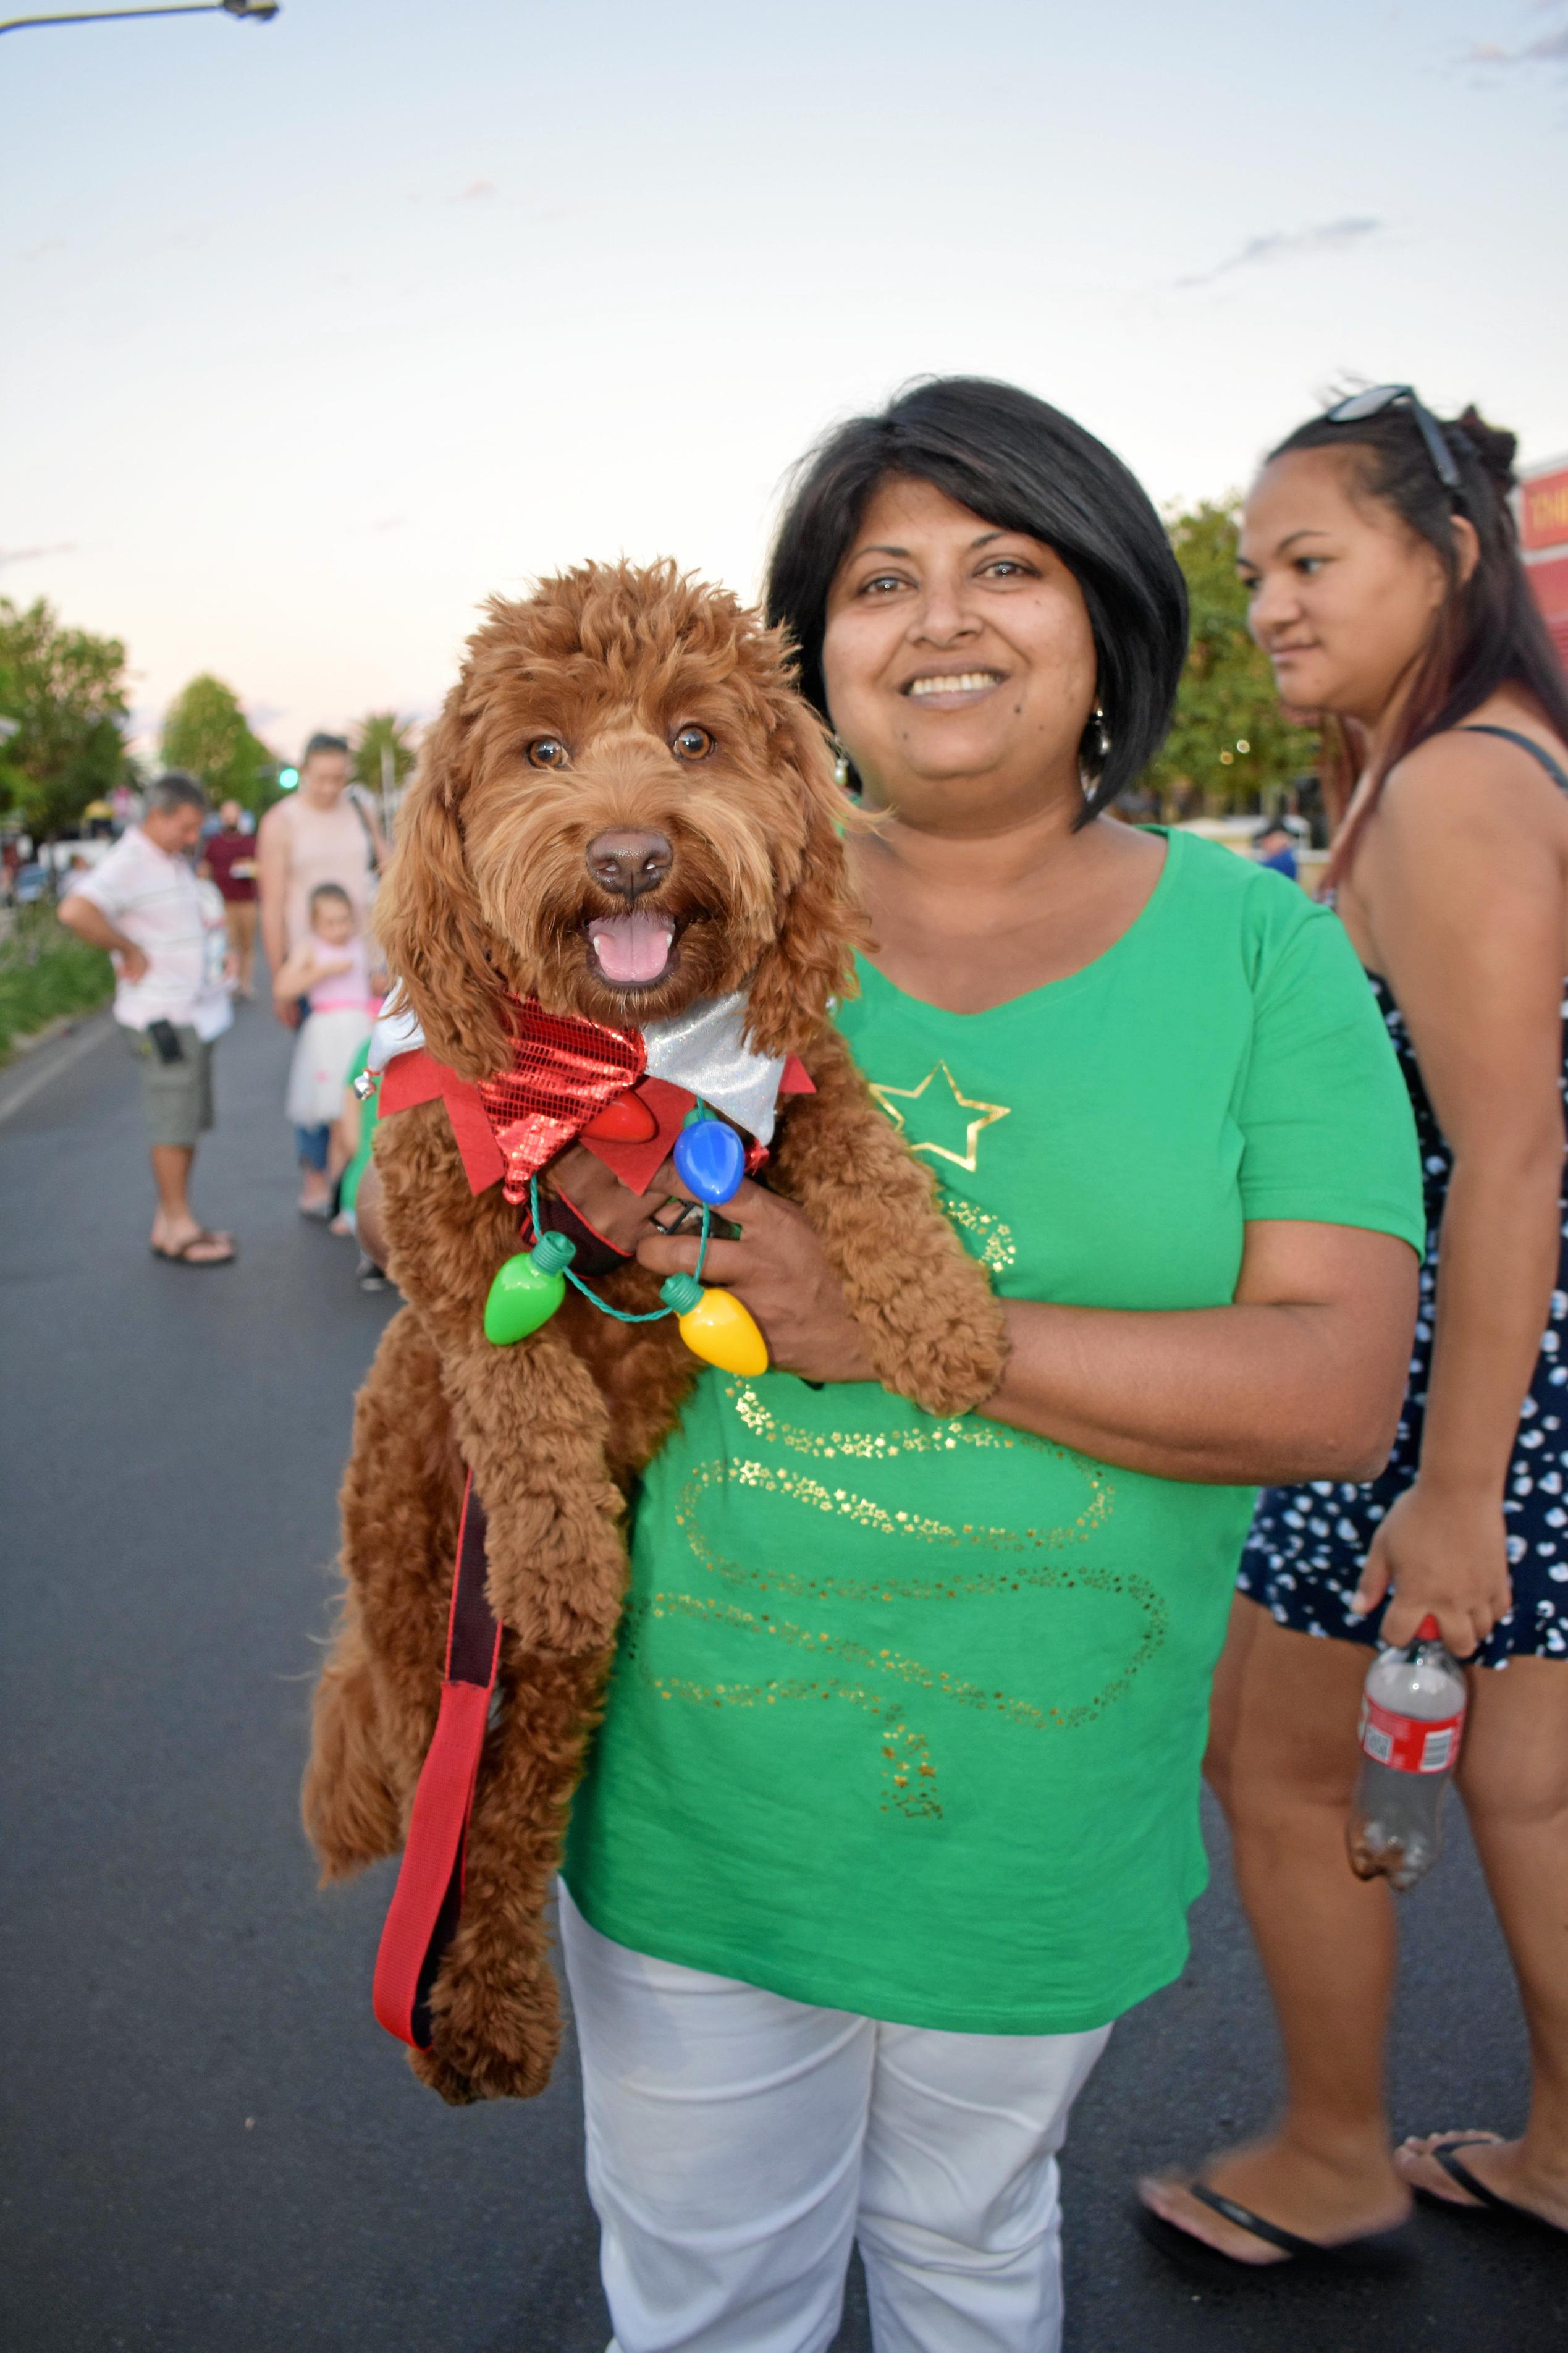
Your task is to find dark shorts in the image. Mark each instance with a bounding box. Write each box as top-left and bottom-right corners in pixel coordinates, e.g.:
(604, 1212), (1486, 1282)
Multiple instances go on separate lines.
(121, 1024), (215, 1149)
(1240, 1254), (1568, 1665)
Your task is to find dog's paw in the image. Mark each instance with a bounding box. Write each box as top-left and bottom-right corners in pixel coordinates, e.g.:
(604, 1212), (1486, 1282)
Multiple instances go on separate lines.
(301, 1682), (405, 1880)
(410, 2023), (559, 2105)
(858, 1271), (1011, 1421)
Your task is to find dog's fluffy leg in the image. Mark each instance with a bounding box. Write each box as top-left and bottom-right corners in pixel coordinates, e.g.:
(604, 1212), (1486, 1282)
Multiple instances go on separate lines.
(410, 1641), (610, 2105)
(376, 1103), (630, 1655)
(773, 1026), (1011, 1418)
(302, 1305), (463, 1880)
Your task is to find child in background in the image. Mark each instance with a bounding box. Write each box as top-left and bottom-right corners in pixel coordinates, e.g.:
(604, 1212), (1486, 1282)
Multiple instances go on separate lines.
(275, 883), (381, 1217)
(330, 1038), (388, 1284)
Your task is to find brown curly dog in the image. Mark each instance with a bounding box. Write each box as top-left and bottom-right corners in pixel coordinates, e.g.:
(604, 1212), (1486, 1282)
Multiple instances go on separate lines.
(302, 560), (1009, 2104)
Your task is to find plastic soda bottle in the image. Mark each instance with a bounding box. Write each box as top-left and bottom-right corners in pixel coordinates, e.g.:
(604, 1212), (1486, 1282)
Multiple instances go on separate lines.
(1346, 1615), (1467, 1892)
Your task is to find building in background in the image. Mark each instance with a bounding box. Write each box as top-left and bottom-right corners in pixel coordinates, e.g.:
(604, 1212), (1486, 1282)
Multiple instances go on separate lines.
(1520, 455), (1568, 672)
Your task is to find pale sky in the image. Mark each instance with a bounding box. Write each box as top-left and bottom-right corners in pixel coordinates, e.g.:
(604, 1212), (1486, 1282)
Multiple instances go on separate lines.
(3, 0), (1566, 761)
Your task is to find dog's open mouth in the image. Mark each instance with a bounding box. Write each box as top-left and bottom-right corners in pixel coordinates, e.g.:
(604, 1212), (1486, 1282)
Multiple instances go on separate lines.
(585, 910), (677, 987)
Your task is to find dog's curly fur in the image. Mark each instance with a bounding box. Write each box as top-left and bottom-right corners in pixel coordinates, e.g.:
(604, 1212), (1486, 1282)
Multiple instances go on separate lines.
(302, 561), (1010, 2103)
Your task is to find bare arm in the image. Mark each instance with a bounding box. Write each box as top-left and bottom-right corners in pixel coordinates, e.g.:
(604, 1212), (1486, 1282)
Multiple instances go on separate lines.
(630, 1192), (1415, 1487)
(59, 891), (146, 981)
(274, 940), (352, 999)
(255, 806), (292, 1015)
(272, 940), (322, 999)
(974, 1222), (1415, 1484)
(1346, 732), (1568, 1648)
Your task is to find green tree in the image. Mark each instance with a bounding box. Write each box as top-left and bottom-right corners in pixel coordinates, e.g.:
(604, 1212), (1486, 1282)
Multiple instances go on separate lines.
(160, 674), (277, 813)
(0, 597), (132, 839)
(352, 711), (418, 803)
(1147, 499), (1317, 816)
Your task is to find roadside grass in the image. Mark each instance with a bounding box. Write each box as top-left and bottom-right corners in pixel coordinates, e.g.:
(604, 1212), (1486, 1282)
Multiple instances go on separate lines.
(0, 903), (114, 1065)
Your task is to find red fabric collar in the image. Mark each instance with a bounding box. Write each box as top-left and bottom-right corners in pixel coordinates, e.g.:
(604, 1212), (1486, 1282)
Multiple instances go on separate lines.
(377, 996), (816, 1202)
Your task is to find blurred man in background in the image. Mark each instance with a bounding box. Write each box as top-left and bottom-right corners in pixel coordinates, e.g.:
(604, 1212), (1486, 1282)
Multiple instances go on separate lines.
(59, 772), (236, 1265)
(200, 799), (260, 999)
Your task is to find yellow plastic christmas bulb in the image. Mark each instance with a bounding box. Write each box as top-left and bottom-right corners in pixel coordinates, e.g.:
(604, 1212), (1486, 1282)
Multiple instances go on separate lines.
(660, 1274), (769, 1375)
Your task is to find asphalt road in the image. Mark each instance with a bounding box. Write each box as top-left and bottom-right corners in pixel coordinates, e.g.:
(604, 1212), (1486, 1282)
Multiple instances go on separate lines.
(2, 998), (1564, 2353)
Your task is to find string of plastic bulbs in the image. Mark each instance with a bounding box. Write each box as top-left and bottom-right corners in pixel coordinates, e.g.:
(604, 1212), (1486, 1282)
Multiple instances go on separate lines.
(481, 1102), (769, 1376)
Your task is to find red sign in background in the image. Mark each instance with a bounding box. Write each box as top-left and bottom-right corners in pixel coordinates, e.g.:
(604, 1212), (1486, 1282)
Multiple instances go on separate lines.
(1521, 463), (1568, 668)
(1522, 465), (1568, 555)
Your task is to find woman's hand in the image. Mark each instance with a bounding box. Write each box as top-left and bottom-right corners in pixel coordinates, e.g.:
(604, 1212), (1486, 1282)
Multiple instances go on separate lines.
(545, 1147), (876, 1382)
(1351, 1479), (1512, 1657)
(636, 1179), (876, 1383)
(542, 1145), (677, 1257)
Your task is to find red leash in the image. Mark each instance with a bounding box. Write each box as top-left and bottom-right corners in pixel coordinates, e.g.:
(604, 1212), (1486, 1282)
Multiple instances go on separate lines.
(372, 1476), (500, 2050)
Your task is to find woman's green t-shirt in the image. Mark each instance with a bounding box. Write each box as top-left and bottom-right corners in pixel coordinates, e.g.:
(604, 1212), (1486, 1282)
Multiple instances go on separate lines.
(563, 832), (1423, 2033)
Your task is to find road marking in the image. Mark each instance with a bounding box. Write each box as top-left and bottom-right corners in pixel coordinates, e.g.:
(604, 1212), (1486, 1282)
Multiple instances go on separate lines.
(0, 1013), (116, 1128)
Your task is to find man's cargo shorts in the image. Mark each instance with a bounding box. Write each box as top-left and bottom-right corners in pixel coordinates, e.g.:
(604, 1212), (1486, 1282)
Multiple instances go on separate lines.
(120, 1024), (216, 1149)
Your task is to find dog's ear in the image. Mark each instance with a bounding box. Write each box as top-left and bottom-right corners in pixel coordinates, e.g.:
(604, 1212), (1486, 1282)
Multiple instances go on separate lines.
(742, 695), (869, 1060)
(373, 694), (514, 1080)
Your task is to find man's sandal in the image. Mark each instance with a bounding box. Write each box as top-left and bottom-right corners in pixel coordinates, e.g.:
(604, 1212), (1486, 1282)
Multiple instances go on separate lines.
(1411, 2138), (1568, 2241)
(150, 1231), (236, 1267)
(1136, 2182), (1416, 2283)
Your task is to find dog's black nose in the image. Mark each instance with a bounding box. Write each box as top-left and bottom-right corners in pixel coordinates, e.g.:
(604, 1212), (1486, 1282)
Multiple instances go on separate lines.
(586, 830), (673, 901)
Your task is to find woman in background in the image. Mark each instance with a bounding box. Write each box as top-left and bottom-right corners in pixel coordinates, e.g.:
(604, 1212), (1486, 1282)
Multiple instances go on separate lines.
(1142, 389), (1568, 2270)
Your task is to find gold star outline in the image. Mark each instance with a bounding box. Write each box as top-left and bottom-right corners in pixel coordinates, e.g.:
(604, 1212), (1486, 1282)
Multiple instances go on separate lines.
(866, 1060), (1011, 1173)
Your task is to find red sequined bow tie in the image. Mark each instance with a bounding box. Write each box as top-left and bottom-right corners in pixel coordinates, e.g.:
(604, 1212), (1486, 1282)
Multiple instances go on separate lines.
(379, 999), (691, 1202)
(475, 1003), (644, 1199)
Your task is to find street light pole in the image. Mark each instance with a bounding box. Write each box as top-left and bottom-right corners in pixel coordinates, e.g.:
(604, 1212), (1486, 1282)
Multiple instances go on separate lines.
(1, 1), (277, 32)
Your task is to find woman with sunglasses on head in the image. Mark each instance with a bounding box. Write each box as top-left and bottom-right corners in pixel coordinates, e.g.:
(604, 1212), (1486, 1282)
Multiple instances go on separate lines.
(547, 377), (1423, 2352)
(1140, 389), (1568, 2273)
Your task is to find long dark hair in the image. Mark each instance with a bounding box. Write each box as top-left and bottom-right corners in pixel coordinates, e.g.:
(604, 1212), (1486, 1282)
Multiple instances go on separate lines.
(764, 376), (1188, 826)
(1267, 403), (1568, 887)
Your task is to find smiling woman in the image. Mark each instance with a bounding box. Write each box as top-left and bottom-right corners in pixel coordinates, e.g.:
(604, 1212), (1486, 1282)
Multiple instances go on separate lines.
(555, 378), (1429, 2353)
(1142, 394), (1568, 2276)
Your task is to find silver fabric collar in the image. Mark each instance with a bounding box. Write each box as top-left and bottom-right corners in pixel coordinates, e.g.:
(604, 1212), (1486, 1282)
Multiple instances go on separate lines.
(371, 988), (785, 1143)
(368, 998), (424, 1069)
(642, 992), (786, 1143)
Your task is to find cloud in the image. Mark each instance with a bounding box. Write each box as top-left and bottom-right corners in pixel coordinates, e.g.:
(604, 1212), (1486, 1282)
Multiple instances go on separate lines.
(1465, 6), (1568, 66)
(1176, 215), (1383, 289)
(0, 543), (77, 568)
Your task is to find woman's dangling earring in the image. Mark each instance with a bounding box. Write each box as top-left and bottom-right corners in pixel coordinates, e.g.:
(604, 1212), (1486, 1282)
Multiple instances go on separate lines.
(832, 741), (851, 793)
(1079, 705), (1111, 800)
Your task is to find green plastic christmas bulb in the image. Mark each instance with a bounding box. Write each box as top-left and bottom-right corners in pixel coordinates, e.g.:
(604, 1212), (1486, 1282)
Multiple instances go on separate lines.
(484, 1230), (576, 1345)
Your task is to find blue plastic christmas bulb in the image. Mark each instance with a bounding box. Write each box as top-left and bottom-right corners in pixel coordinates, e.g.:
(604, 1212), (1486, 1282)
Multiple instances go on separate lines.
(673, 1115), (746, 1207)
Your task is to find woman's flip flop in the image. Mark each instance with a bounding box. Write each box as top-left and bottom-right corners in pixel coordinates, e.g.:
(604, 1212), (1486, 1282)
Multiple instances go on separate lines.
(1136, 2182), (1415, 2282)
(1413, 2139), (1568, 2241)
(150, 1231), (236, 1267)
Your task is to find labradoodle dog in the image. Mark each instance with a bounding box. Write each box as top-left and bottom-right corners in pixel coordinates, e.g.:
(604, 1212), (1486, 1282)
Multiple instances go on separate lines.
(302, 560), (1009, 2105)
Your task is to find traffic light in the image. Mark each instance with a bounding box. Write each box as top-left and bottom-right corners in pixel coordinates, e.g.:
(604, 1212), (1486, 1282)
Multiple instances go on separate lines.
(278, 766), (300, 792)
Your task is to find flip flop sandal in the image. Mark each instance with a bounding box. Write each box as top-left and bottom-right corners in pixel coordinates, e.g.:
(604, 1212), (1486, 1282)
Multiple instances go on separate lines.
(1136, 2182), (1416, 2283)
(151, 1231), (236, 1267)
(1416, 2140), (1568, 2241)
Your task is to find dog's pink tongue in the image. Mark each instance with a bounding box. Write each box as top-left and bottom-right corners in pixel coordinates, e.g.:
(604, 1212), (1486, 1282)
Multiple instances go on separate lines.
(590, 912), (674, 984)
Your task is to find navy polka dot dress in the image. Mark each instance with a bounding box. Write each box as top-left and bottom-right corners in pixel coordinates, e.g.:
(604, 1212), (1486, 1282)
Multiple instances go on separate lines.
(1241, 731), (1568, 1667)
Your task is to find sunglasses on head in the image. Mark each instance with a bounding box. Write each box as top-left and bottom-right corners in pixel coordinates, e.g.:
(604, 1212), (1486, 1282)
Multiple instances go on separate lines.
(1322, 384), (1462, 494)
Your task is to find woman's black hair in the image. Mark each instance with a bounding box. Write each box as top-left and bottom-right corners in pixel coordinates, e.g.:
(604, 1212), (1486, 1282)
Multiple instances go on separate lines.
(1267, 402), (1568, 885)
(764, 376), (1189, 824)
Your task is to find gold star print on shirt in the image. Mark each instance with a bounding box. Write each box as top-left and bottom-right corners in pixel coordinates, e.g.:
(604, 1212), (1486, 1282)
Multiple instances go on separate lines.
(866, 1062), (1011, 1173)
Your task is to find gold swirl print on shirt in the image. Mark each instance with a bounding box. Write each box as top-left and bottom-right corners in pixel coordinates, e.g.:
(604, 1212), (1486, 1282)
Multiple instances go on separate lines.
(626, 1387), (1167, 1819)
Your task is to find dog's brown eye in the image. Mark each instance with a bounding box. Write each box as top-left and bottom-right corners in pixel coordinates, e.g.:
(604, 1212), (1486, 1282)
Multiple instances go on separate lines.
(527, 737), (568, 770)
(672, 725), (714, 763)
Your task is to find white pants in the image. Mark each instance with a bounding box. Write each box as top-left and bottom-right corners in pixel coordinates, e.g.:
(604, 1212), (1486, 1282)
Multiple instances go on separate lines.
(558, 1886), (1111, 2353)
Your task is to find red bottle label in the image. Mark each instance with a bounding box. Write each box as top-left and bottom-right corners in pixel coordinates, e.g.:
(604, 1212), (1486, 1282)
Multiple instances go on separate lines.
(1358, 1695), (1465, 1774)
